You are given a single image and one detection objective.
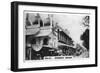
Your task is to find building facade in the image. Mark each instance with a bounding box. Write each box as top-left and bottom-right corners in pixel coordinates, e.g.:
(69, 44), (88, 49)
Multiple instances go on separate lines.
(25, 13), (75, 60)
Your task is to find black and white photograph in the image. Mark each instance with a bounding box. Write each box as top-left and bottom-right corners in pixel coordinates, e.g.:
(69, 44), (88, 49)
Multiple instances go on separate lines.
(11, 1), (97, 71)
(25, 12), (90, 60)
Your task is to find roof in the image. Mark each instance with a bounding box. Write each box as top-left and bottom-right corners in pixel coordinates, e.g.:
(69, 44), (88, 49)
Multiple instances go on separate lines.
(56, 24), (71, 39)
(58, 42), (74, 48)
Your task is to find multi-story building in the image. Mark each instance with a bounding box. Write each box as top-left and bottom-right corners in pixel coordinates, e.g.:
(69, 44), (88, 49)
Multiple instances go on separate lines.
(25, 13), (75, 60)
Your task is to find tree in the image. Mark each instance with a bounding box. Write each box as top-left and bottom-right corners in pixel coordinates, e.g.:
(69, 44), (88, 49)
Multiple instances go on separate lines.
(81, 29), (89, 51)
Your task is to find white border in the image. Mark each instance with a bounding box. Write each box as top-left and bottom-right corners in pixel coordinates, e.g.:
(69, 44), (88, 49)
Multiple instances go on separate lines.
(18, 5), (95, 68)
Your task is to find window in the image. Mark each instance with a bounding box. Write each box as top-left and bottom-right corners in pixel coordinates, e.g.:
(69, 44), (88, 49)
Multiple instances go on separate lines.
(44, 18), (50, 26)
(43, 38), (48, 45)
(32, 19), (38, 25)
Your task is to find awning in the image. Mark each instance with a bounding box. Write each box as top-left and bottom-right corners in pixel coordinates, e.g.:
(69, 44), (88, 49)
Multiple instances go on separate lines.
(26, 28), (40, 35)
(35, 29), (52, 37)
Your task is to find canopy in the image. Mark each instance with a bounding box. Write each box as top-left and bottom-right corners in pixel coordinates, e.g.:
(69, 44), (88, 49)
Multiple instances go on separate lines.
(26, 28), (40, 35)
(35, 29), (52, 37)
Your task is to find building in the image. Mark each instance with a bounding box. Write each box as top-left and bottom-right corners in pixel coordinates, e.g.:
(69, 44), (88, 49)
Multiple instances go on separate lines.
(25, 13), (75, 60)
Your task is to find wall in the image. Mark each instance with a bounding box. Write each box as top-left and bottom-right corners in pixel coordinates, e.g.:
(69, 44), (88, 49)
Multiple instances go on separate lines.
(0, 0), (99, 73)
